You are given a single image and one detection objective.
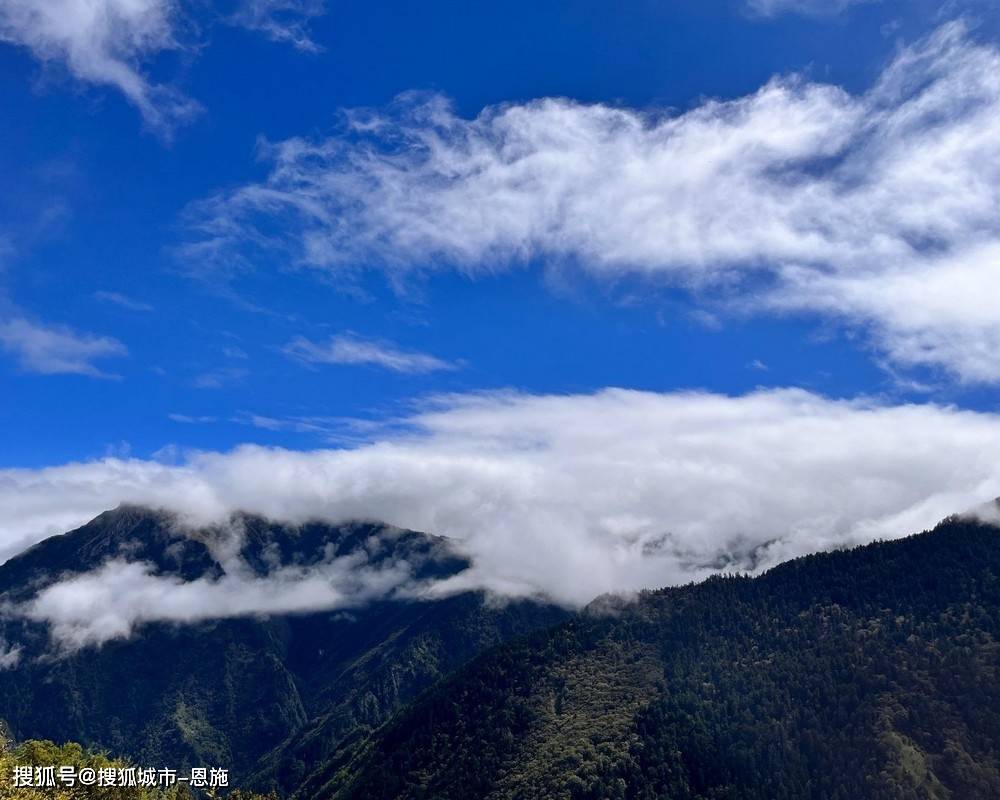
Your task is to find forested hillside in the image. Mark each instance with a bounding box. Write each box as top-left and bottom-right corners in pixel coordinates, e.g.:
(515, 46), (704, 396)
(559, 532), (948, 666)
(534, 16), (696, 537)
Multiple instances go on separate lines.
(4, 507), (1000, 800)
(326, 515), (1000, 800)
(0, 507), (567, 794)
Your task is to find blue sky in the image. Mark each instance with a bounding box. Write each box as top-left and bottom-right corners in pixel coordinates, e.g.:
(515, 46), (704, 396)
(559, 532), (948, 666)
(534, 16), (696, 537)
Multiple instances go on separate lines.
(2, 0), (995, 467)
(5, 0), (1000, 600)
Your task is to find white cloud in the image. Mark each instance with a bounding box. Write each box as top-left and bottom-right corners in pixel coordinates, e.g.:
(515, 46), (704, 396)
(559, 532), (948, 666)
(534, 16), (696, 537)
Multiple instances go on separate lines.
(0, 316), (127, 377)
(284, 333), (458, 374)
(0, 0), (324, 133)
(226, 0), (325, 52)
(0, 0), (199, 134)
(233, 411), (335, 434)
(93, 291), (153, 312)
(23, 550), (415, 650)
(3, 388), (1000, 613)
(0, 638), (22, 669)
(222, 345), (248, 360)
(230, 412), (379, 445)
(746, 0), (877, 16)
(168, 413), (218, 424)
(188, 23), (1000, 383)
(192, 366), (248, 388)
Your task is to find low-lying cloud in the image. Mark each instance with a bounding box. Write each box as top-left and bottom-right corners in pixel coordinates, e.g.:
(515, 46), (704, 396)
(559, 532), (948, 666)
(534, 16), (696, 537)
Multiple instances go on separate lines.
(23, 551), (416, 650)
(4, 388), (1000, 636)
(187, 23), (1000, 383)
(0, 0), (325, 133)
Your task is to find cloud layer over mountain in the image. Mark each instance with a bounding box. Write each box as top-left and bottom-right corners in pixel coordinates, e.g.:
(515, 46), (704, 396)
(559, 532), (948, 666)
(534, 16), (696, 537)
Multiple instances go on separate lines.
(5, 387), (1000, 645)
(22, 551), (415, 650)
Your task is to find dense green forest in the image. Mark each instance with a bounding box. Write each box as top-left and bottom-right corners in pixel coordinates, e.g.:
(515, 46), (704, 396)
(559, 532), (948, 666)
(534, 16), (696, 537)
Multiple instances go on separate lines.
(323, 515), (1000, 800)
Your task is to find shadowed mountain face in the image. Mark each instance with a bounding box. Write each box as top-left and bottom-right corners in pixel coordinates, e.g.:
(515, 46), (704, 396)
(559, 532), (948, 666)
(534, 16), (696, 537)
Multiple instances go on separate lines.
(325, 515), (1000, 800)
(0, 506), (569, 792)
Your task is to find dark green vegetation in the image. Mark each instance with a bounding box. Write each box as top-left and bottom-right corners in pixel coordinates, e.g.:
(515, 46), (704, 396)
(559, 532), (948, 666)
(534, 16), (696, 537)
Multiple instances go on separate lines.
(0, 507), (567, 795)
(328, 515), (1000, 800)
(0, 738), (276, 800)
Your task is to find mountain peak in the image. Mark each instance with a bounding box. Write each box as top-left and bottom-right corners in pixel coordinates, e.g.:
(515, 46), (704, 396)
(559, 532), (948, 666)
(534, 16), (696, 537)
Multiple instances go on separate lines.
(0, 507), (469, 604)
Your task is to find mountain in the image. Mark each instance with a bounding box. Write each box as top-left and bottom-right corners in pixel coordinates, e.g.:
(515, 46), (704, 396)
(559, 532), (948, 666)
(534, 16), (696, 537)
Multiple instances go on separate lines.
(0, 506), (568, 793)
(5, 506), (1000, 800)
(323, 514), (1000, 800)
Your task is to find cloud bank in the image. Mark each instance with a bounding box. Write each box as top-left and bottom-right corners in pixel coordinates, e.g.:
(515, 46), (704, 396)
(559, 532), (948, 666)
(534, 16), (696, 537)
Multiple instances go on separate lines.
(189, 23), (1000, 383)
(4, 388), (1000, 624)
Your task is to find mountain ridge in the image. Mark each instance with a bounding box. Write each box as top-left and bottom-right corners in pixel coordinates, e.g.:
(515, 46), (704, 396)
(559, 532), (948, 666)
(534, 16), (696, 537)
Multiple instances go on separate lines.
(3, 506), (1000, 799)
(322, 514), (1000, 800)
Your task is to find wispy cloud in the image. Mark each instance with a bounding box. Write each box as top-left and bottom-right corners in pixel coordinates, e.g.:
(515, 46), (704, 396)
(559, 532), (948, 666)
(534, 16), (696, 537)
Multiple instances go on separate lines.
(192, 366), (249, 389)
(0, 0), (200, 135)
(168, 413), (218, 424)
(746, 0), (877, 17)
(0, 0), (324, 134)
(188, 23), (1000, 385)
(3, 388), (1000, 606)
(93, 291), (154, 312)
(0, 639), (22, 669)
(227, 0), (326, 52)
(222, 345), (248, 360)
(284, 333), (458, 374)
(233, 411), (334, 434)
(0, 316), (127, 378)
(229, 410), (376, 444)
